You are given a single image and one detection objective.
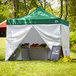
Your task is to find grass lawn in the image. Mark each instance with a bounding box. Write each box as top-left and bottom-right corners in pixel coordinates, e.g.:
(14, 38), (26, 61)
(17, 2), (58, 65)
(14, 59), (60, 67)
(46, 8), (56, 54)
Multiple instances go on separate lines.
(0, 38), (76, 76)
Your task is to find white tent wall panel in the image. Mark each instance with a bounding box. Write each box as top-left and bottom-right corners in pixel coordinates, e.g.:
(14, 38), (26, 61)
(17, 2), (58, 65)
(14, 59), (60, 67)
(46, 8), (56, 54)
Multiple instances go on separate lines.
(34, 24), (61, 50)
(5, 25), (32, 61)
(21, 24), (61, 48)
(6, 24), (63, 61)
(61, 24), (70, 56)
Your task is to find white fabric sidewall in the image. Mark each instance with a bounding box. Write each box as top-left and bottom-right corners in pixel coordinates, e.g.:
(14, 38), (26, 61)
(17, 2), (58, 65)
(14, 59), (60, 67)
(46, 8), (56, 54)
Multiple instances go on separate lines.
(6, 24), (61, 61)
(34, 24), (61, 50)
(61, 24), (70, 56)
(5, 25), (32, 61)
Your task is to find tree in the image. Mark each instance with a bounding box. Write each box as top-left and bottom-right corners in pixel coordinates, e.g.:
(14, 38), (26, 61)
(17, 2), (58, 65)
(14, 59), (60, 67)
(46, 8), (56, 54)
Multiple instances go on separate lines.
(60, 0), (63, 18)
(65, 0), (68, 20)
(2, 0), (19, 18)
(58, 0), (76, 31)
(44, 0), (46, 10)
(65, 0), (76, 31)
(2, 0), (40, 18)
(0, 0), (11, 22)
(46, 1), (54, 15)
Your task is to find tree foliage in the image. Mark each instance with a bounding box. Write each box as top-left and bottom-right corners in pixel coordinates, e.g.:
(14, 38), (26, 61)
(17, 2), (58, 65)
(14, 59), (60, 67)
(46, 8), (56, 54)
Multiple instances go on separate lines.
(67, 0), (76, 31)
(56, 0), (76, 31)
(0, 0), (76, 31)
(0, 0), (11, 22)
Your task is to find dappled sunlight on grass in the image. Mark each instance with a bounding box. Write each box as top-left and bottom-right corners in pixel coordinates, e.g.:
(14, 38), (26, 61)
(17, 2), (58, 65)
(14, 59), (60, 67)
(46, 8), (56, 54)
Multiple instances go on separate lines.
(0, 37), (6, 48)
(70, 50), (76, 60)
(0, 38), (76, 76)
(0, 60), (76, 76)
(0, 48), (5, 61)
(0, 46), (76, 76)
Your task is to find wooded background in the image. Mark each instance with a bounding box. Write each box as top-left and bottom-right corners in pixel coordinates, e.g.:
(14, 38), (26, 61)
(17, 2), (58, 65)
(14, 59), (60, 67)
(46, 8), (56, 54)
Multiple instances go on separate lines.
(0, 0), (76, 31)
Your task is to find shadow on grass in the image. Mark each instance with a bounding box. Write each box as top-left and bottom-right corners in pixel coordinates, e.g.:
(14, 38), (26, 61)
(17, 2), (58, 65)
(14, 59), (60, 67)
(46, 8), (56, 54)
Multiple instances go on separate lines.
(0, 58), (5, 61)
(0, 48), (5, 61)
(71, 59), (76, 63)
(0, 59), (76, 63)
(71, 49), (76, 53)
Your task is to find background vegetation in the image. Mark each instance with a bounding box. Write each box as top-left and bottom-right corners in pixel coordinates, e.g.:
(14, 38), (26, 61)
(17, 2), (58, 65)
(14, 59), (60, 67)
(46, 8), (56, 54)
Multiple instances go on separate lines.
(0, 0), (76, 76)
(0, 0), (76, 31)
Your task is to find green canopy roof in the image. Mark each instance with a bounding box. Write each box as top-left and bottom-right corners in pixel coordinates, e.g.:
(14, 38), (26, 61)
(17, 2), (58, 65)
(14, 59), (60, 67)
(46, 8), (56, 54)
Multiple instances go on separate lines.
(7, 7), (69, 26)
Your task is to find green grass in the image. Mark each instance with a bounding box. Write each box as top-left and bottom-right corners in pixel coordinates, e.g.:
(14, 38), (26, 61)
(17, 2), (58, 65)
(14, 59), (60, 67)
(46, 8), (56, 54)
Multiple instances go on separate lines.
(0, 38), (76, 76)
(0, 37), (6, 48)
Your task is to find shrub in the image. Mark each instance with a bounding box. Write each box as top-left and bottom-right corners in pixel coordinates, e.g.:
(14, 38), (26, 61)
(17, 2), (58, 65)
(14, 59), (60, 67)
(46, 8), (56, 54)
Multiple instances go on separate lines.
(69, 32), (76, 48)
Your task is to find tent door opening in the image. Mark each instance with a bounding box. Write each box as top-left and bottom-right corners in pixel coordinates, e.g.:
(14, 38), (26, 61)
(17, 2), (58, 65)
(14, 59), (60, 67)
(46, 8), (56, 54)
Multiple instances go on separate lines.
(9, 26), (51, 61)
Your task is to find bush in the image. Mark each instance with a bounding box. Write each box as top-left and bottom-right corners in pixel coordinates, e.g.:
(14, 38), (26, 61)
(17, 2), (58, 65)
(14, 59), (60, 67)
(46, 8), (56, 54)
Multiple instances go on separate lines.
(70, 32), (76, 48)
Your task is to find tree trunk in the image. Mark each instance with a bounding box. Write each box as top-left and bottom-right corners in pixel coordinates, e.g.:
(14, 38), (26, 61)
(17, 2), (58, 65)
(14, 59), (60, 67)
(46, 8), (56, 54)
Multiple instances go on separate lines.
(60, 0), (63, 18)
(12, 0), (16, 18)
(23, 0), (27, 15)
(12, 12), (16, 18)
(65, 0), (68, 20)
(44, 0), (46, 10)
(23, 0), (33, 15)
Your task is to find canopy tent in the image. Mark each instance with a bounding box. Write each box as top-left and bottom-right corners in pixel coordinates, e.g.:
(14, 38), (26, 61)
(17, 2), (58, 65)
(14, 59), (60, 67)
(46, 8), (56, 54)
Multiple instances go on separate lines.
(0, 20), (6, 31)
(0, 20), (6, 37)
(6, 7), (70, 61)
